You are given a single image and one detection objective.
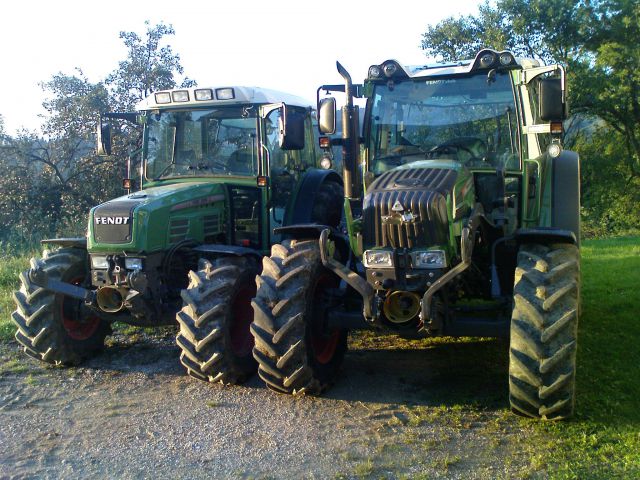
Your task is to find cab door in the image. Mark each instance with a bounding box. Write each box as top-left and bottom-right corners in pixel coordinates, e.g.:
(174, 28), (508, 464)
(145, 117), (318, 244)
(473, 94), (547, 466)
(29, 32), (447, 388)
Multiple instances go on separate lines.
(259, 104), (314, 243)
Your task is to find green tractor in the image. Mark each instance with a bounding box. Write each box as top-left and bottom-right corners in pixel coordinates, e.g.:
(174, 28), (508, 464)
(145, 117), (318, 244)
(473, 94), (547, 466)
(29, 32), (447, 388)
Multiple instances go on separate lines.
(251, 50), (581, 419)
(12, 86), (343, 386)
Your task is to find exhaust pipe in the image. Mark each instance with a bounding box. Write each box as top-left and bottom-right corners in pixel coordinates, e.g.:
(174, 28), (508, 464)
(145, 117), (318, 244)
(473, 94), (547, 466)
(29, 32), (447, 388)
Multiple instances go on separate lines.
(96, 286), (127, 313)
(336, 61), (361, 200)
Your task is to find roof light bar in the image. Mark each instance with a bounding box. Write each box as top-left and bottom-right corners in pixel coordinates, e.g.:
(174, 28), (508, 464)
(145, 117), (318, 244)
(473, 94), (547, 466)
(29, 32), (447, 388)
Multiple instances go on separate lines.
(471, 49), (517, 71)
(367, 60), (406, 80)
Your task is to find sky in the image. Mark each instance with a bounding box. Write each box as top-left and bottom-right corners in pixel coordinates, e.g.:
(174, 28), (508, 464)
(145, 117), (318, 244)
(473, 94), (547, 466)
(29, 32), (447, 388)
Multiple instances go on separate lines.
(1, 0), (481, 136)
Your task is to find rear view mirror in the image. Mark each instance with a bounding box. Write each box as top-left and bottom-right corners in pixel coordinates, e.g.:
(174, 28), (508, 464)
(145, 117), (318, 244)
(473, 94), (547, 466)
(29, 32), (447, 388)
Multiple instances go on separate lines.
(539, 77), (566, 122)
(278, 105), (305, 150)
(96, 117), (112, 156)
(318, 97), (336, 134)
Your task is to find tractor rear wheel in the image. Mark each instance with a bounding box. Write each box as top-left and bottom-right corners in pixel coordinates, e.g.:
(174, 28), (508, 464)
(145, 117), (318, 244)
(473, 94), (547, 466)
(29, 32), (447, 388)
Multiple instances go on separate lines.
(509, 243), (580, 420)
(251, 239), (347, 395)
(12, 248), (111, 365)
(176, 257), (258, 384)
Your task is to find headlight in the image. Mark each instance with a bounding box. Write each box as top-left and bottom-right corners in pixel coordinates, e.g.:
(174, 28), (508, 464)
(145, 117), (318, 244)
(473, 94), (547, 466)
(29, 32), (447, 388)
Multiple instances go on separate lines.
(124, 258), (143, 270)
(411, 250), (447, 269)
(91, 255), (109, 269)
(364, 250), (393, 268)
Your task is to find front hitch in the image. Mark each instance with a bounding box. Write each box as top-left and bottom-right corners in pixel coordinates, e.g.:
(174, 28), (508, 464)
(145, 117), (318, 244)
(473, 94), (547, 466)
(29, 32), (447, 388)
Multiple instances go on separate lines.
(28, 261), (96, 305)
(319, 229), (375, 319)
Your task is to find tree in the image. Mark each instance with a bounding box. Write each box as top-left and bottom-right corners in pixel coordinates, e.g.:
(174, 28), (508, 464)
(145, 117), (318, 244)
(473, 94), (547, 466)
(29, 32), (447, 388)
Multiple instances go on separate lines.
(0, 21), (195, 247)
(106, 21), (195, 112)
(571, 0), (640, 177)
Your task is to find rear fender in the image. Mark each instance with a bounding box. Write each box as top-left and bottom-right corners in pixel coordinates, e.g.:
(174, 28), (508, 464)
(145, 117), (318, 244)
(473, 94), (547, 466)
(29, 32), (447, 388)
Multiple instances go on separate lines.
(286, 169), (342, 225)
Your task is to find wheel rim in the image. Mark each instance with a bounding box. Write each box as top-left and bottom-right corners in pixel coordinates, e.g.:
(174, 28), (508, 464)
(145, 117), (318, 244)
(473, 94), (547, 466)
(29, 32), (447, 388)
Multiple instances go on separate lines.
(61, 276), (101, 341)
(229, 283), (256, 357)
(310, 273), (340, 365)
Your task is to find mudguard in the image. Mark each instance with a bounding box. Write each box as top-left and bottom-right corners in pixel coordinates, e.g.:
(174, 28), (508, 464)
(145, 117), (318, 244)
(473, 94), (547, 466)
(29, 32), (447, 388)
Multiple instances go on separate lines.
(551, 150), (581, 245)
(41, 238), (87, 249)
(286, 169), (342, 225)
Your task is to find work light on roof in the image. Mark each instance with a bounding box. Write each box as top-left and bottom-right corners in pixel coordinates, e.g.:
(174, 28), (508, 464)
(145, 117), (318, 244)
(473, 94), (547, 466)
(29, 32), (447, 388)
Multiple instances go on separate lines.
(172, 91), (189, 102)
(195, 89), (213, 101)
(368, 65), (382, 79)
(383, 62), (398, 77)
(480, 53), (496, 68)
(154, 92), (171, 104)
(499, 52), (514, 66)
(216, 88), (235, 100)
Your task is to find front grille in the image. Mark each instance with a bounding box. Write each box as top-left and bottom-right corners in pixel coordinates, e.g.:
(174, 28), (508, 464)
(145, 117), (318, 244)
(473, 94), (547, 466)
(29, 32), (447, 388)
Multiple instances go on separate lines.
(362, 168), (456, 249)
(93, 199), (140, 244)
(169, 217), (190, 243)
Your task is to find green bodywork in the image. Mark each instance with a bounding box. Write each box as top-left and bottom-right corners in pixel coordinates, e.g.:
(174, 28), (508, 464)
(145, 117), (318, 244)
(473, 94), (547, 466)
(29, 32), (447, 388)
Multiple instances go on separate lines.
(88, 178), (269, 255)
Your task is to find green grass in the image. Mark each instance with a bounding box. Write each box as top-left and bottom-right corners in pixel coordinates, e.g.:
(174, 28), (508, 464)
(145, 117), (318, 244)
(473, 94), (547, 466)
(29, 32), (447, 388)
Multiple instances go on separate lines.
(525, 235), (640, 479)
(0, 252), (31, 342)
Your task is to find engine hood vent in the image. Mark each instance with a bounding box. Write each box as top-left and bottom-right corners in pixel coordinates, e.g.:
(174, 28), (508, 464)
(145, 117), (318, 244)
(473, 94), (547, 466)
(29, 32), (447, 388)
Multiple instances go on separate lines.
(363, 168), (457, 249)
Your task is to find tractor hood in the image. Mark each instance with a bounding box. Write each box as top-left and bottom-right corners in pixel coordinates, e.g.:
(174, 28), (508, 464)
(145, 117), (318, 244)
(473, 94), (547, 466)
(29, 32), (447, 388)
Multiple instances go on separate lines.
(362, 163), (474, 250)
(88, 182), (227, 253)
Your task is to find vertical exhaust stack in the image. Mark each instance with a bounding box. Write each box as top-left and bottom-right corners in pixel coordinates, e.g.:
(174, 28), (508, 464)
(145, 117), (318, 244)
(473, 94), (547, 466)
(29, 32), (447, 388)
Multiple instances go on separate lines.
(336, 61), (361, 201)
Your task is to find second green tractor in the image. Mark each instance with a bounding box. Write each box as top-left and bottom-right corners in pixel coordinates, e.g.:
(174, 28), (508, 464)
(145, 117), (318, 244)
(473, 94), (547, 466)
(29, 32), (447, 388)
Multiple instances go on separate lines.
(251, 49), (581, 420)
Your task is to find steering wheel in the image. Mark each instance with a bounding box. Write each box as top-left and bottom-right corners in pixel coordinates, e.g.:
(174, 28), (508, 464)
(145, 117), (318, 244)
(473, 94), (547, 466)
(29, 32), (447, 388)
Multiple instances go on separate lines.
(426, 143), (474, 159)
(426, 137), (487, 162)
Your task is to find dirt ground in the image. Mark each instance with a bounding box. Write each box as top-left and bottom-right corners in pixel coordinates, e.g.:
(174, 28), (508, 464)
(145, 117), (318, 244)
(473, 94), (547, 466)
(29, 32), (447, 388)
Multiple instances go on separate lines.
(0, 330), (539, 479)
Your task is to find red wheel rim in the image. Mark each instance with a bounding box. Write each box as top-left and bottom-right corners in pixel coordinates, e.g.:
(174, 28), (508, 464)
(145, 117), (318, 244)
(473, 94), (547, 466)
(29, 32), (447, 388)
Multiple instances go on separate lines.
(61, 276), (101, 341)
(229, 283), (256, 357)
(311, 274), (340, 365)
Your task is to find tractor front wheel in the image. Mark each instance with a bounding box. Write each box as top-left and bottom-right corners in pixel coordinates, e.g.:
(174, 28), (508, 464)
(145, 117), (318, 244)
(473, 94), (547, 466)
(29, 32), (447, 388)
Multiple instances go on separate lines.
(176, 257), (258, 384)
(251, 239), (347, 395)
(12, 248), (111, 365)
(509, 243), (580, 420)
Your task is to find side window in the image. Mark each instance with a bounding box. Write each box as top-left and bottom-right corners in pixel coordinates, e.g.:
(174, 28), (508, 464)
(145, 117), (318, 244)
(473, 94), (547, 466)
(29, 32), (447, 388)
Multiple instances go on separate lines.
(265, 108), (287, 174)
(300, 113), (316, 169)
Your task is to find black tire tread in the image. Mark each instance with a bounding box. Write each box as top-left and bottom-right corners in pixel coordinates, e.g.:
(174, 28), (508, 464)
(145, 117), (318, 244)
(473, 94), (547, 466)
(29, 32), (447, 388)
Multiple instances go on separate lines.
(251, 239), (346, 396)
(509, 243), (580, 420)
(176, 257), (257, 385)
(11, 248), (111, 366)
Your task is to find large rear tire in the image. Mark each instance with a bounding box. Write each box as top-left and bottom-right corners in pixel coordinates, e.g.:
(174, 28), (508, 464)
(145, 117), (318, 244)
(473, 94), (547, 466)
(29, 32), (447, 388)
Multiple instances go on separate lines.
(509, 243), (580, 420)
(251, 239), (347, 395)
(176, 257), (258, 385)
(12, 248), (111, 365)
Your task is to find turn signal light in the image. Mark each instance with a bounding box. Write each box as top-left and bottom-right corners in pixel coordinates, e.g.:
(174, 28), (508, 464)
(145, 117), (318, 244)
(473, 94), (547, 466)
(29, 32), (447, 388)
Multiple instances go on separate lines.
(550, 122), (563, 134)
(257, 176), (268, 187)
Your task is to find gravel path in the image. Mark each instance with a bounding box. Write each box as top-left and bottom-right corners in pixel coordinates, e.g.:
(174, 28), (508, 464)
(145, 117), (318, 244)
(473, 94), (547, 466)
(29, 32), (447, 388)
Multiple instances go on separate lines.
(0, 333), (537, 479)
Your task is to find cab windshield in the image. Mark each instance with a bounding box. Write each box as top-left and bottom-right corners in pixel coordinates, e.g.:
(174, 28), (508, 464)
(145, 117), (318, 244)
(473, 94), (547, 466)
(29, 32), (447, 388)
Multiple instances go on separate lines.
(144, 106), (258, 180)
(369, 72), (519, 174)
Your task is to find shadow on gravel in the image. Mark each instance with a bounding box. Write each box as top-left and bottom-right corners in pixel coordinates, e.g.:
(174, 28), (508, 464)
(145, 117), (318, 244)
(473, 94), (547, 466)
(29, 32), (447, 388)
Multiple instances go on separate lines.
(328, 339), (510, 410)
(83, 337), (185, 377)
